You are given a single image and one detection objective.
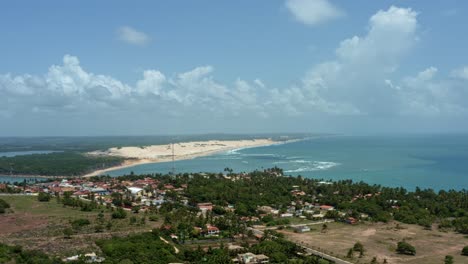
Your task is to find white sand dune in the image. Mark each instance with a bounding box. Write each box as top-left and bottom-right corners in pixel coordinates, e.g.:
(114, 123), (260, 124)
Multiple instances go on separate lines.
(85, 139), (275, 177)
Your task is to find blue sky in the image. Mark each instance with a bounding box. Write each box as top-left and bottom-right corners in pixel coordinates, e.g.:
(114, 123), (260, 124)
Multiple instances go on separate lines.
(1, 0), (468, 136)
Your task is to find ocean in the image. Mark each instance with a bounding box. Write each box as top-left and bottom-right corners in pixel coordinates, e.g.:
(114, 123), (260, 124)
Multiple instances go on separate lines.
(1, 135), (467, 191)
(104, 134), (468, 191)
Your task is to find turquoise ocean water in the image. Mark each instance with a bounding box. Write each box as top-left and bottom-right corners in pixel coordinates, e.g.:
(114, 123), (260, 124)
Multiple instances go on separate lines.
(104, 134), (468, 191)
(1, 135), (467, 191)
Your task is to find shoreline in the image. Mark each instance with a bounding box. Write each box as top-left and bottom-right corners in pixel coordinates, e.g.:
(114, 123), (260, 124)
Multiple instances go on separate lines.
(83, 138), (291, 177)
(0, 138), (304, 179)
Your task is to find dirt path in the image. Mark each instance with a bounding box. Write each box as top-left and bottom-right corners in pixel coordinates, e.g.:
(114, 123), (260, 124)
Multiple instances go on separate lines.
(160, 236), (180, 254)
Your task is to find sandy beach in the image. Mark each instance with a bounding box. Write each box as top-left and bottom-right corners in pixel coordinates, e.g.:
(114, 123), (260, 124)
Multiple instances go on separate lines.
(84, 139), (276, 177)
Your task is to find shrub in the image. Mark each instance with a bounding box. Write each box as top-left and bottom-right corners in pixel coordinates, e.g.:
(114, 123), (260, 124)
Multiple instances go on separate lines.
(37, 192), (51, 202)
(396, 241), (416, 255)
(0, 199), (10, 214)
(148, 215), (159, 222)
(462, 245), (468, 256)
(0, 199), (10, 209)
(444, 255), (454, 264)
(112, 207), (127, 219)
(71, 218), (91, 229)
(63, 228), (74, 239)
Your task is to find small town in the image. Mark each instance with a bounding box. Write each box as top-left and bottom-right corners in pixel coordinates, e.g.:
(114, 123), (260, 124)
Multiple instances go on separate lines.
(2, 168), (467, 263)
(1, 171), (346, 263)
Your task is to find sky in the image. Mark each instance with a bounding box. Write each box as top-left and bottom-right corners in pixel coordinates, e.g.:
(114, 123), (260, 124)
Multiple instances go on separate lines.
(1, 0), (468, 136)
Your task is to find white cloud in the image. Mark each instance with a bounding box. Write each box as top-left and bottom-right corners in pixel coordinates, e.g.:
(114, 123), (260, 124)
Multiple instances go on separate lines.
(136, 70), (166, 96)
(0, 55), (264, 119)
(285, 0), (343, 26)
(117, 26), (150, 46)
(1, 6), (468, 135)
(451, 66), (468, 80)
(254, 79), (265, 88)
(277, 6), (419, 116)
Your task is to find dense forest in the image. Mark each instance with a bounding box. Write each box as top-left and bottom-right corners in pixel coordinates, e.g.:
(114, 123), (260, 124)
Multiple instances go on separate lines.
(102, 169), (468, 232)
(0, 152), (124, 176)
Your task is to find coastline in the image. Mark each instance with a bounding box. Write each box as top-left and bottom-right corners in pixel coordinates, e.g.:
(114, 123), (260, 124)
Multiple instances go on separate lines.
(83, 138), (289, 177)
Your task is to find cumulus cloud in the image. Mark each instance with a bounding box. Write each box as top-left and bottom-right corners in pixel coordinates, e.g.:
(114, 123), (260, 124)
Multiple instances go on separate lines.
(394, 67), (468, 115)
(117, 26), (150, 46)
(0, 55), (265, 120)
(285, 0), (343, 26)
(1, 6), (468, 135)
(451, 66), (468, 80)
(272, 6), (418, 116)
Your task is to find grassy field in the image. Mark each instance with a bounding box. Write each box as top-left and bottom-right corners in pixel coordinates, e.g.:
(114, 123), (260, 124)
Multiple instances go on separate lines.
(280, 221), (467, 264)
(1, 195), (100, 216)
(0, 195), (162, 257)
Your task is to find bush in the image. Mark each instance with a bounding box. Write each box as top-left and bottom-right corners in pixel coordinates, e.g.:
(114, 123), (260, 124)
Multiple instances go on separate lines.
(0, 199), (10, 209)
(396, 241), (416, 255)
(63, 228), (74, 239)
(0, 199), (10, 214)
(148, 215), (159, 222)
(71, 218), (91, 229)
(37, 192), (51, 202)
(444, 255), (454, 264)
(112, 207), (127, 219)
(462, 245), (468, 256)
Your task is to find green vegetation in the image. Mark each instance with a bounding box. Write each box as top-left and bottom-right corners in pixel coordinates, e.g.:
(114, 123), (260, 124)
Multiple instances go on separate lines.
(94, 230), (330, 264)
(96, 232), (179, 263)
(38, 192), (51, 202)
(140, 171), (468, 229)
(462, 245), (468, 256)
(0, 198), (10, 214)
(444, 255), (454, 264)
(112, 207), (127, 219)
(353, 242), (364, 257)
(396, 241), (416, 255)
(71, 218), (91, 229)
(0, 243), (61, 264)
(0, 151), (124, 176)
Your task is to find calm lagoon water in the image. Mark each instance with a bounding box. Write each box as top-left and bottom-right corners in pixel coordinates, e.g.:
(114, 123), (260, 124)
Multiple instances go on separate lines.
(105, 134), (468, 191)
(0, 150), (59, 183)
(0, 150), (60, 157)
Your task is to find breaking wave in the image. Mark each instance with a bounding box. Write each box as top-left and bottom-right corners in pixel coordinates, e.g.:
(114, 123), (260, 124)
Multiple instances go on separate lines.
(284, 161), (340, 173)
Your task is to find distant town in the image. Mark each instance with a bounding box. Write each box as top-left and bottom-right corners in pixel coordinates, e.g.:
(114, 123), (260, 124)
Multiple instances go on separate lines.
(1, 168), (467, 263)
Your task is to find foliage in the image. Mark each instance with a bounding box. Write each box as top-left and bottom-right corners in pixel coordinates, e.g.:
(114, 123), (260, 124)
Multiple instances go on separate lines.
(444, 255), (454, 264)
(96, 232), (179, 263)
(148, 215), (159, 221)
(0, 152), (124, 176)
(353, 242), (364, 257)
(112, 207), (127, 219)
(462, 245), (468, 256)
(0, 198), (10, 214)
(396, 241), (416, 255)
(0, 243), (62, 264)
(37, 192), (51, 202)
(63, 228), (74, 239)
(71, 218), (91, 229)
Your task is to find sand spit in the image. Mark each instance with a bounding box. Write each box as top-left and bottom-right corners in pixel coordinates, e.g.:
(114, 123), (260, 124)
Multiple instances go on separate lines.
(85, 139), (276, 177)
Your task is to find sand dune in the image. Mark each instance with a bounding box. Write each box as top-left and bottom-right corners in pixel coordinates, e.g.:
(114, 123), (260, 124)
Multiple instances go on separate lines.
(85, 139), (275, 177)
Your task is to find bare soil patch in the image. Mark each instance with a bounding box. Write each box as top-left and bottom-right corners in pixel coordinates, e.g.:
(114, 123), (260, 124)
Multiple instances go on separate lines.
(280, 221), (467, 264)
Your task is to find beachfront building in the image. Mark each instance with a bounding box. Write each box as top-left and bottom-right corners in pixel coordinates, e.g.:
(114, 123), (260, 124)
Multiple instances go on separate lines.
(127, 186), (144, 197)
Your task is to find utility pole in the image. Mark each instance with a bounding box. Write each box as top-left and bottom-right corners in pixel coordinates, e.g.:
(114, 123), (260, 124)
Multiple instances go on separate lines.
(171, 142), (175, 175)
